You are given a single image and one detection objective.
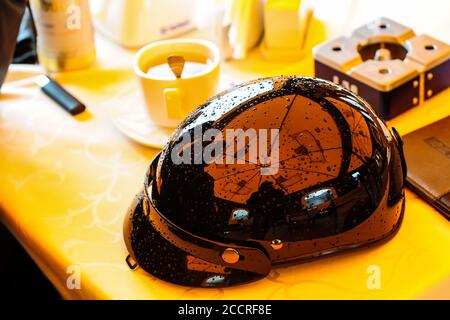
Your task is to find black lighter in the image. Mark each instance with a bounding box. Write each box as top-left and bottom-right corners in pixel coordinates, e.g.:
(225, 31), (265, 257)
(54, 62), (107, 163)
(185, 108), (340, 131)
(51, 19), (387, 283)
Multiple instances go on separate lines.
(36, 75), (86, 115)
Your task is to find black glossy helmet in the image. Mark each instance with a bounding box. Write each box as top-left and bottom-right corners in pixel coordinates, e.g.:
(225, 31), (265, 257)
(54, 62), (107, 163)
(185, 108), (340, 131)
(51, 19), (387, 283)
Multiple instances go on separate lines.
(124, 76), (407, 287)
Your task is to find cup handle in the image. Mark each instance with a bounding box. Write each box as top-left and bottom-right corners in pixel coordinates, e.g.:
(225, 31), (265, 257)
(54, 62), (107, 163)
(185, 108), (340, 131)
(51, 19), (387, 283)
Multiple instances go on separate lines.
(164, 88), (184, 119)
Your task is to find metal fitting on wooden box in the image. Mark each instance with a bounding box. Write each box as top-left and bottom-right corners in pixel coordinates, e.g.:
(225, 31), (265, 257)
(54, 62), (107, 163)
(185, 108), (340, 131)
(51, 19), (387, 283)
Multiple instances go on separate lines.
(313, 17), (450, 119)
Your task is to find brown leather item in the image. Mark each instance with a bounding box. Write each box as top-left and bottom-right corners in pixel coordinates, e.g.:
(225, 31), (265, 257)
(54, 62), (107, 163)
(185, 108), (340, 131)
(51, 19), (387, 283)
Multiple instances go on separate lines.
(403, 116), (450, 220)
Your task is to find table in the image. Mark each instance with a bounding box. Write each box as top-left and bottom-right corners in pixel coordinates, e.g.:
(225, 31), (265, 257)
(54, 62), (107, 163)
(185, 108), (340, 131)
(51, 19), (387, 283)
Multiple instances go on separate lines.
(1, 0), (449, 299)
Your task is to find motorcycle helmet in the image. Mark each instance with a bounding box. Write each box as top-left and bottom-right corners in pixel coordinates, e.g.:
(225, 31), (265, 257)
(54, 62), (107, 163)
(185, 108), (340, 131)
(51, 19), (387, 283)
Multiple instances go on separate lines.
(123, 76), (407, 288)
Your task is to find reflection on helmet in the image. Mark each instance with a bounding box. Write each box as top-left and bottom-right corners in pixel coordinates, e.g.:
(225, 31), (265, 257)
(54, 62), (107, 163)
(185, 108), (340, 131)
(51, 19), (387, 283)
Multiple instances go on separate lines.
(124, 76), (406, 287)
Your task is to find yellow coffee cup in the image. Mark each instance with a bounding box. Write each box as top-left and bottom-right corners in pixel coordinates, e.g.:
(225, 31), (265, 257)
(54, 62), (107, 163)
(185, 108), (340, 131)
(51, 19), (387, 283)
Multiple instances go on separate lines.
(134, 39), (220, 128)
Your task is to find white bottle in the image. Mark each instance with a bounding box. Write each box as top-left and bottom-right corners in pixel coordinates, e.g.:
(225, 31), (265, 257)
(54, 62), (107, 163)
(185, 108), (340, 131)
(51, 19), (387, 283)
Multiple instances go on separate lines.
(29, 0), (96, 72)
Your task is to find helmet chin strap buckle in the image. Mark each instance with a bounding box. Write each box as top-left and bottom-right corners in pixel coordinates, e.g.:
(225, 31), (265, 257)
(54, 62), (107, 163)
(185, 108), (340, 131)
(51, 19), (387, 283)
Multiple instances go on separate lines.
(125, 254), (138, 270)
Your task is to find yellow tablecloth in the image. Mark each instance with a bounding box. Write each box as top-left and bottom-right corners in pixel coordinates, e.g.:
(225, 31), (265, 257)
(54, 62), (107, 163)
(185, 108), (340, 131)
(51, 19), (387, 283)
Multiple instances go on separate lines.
(1, 3), (450, 299)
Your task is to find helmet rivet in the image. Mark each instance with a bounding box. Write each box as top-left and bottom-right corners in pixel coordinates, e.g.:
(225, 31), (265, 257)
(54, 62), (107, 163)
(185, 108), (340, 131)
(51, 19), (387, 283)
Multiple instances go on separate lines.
(270, 239), (283, 250)
(221, 248), (240, 264)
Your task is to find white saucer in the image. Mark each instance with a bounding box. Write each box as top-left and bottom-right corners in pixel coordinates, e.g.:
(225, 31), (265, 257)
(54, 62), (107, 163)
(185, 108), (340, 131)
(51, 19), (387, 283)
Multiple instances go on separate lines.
(109, 80), (236, 149)
(110, 97), (175, 149)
